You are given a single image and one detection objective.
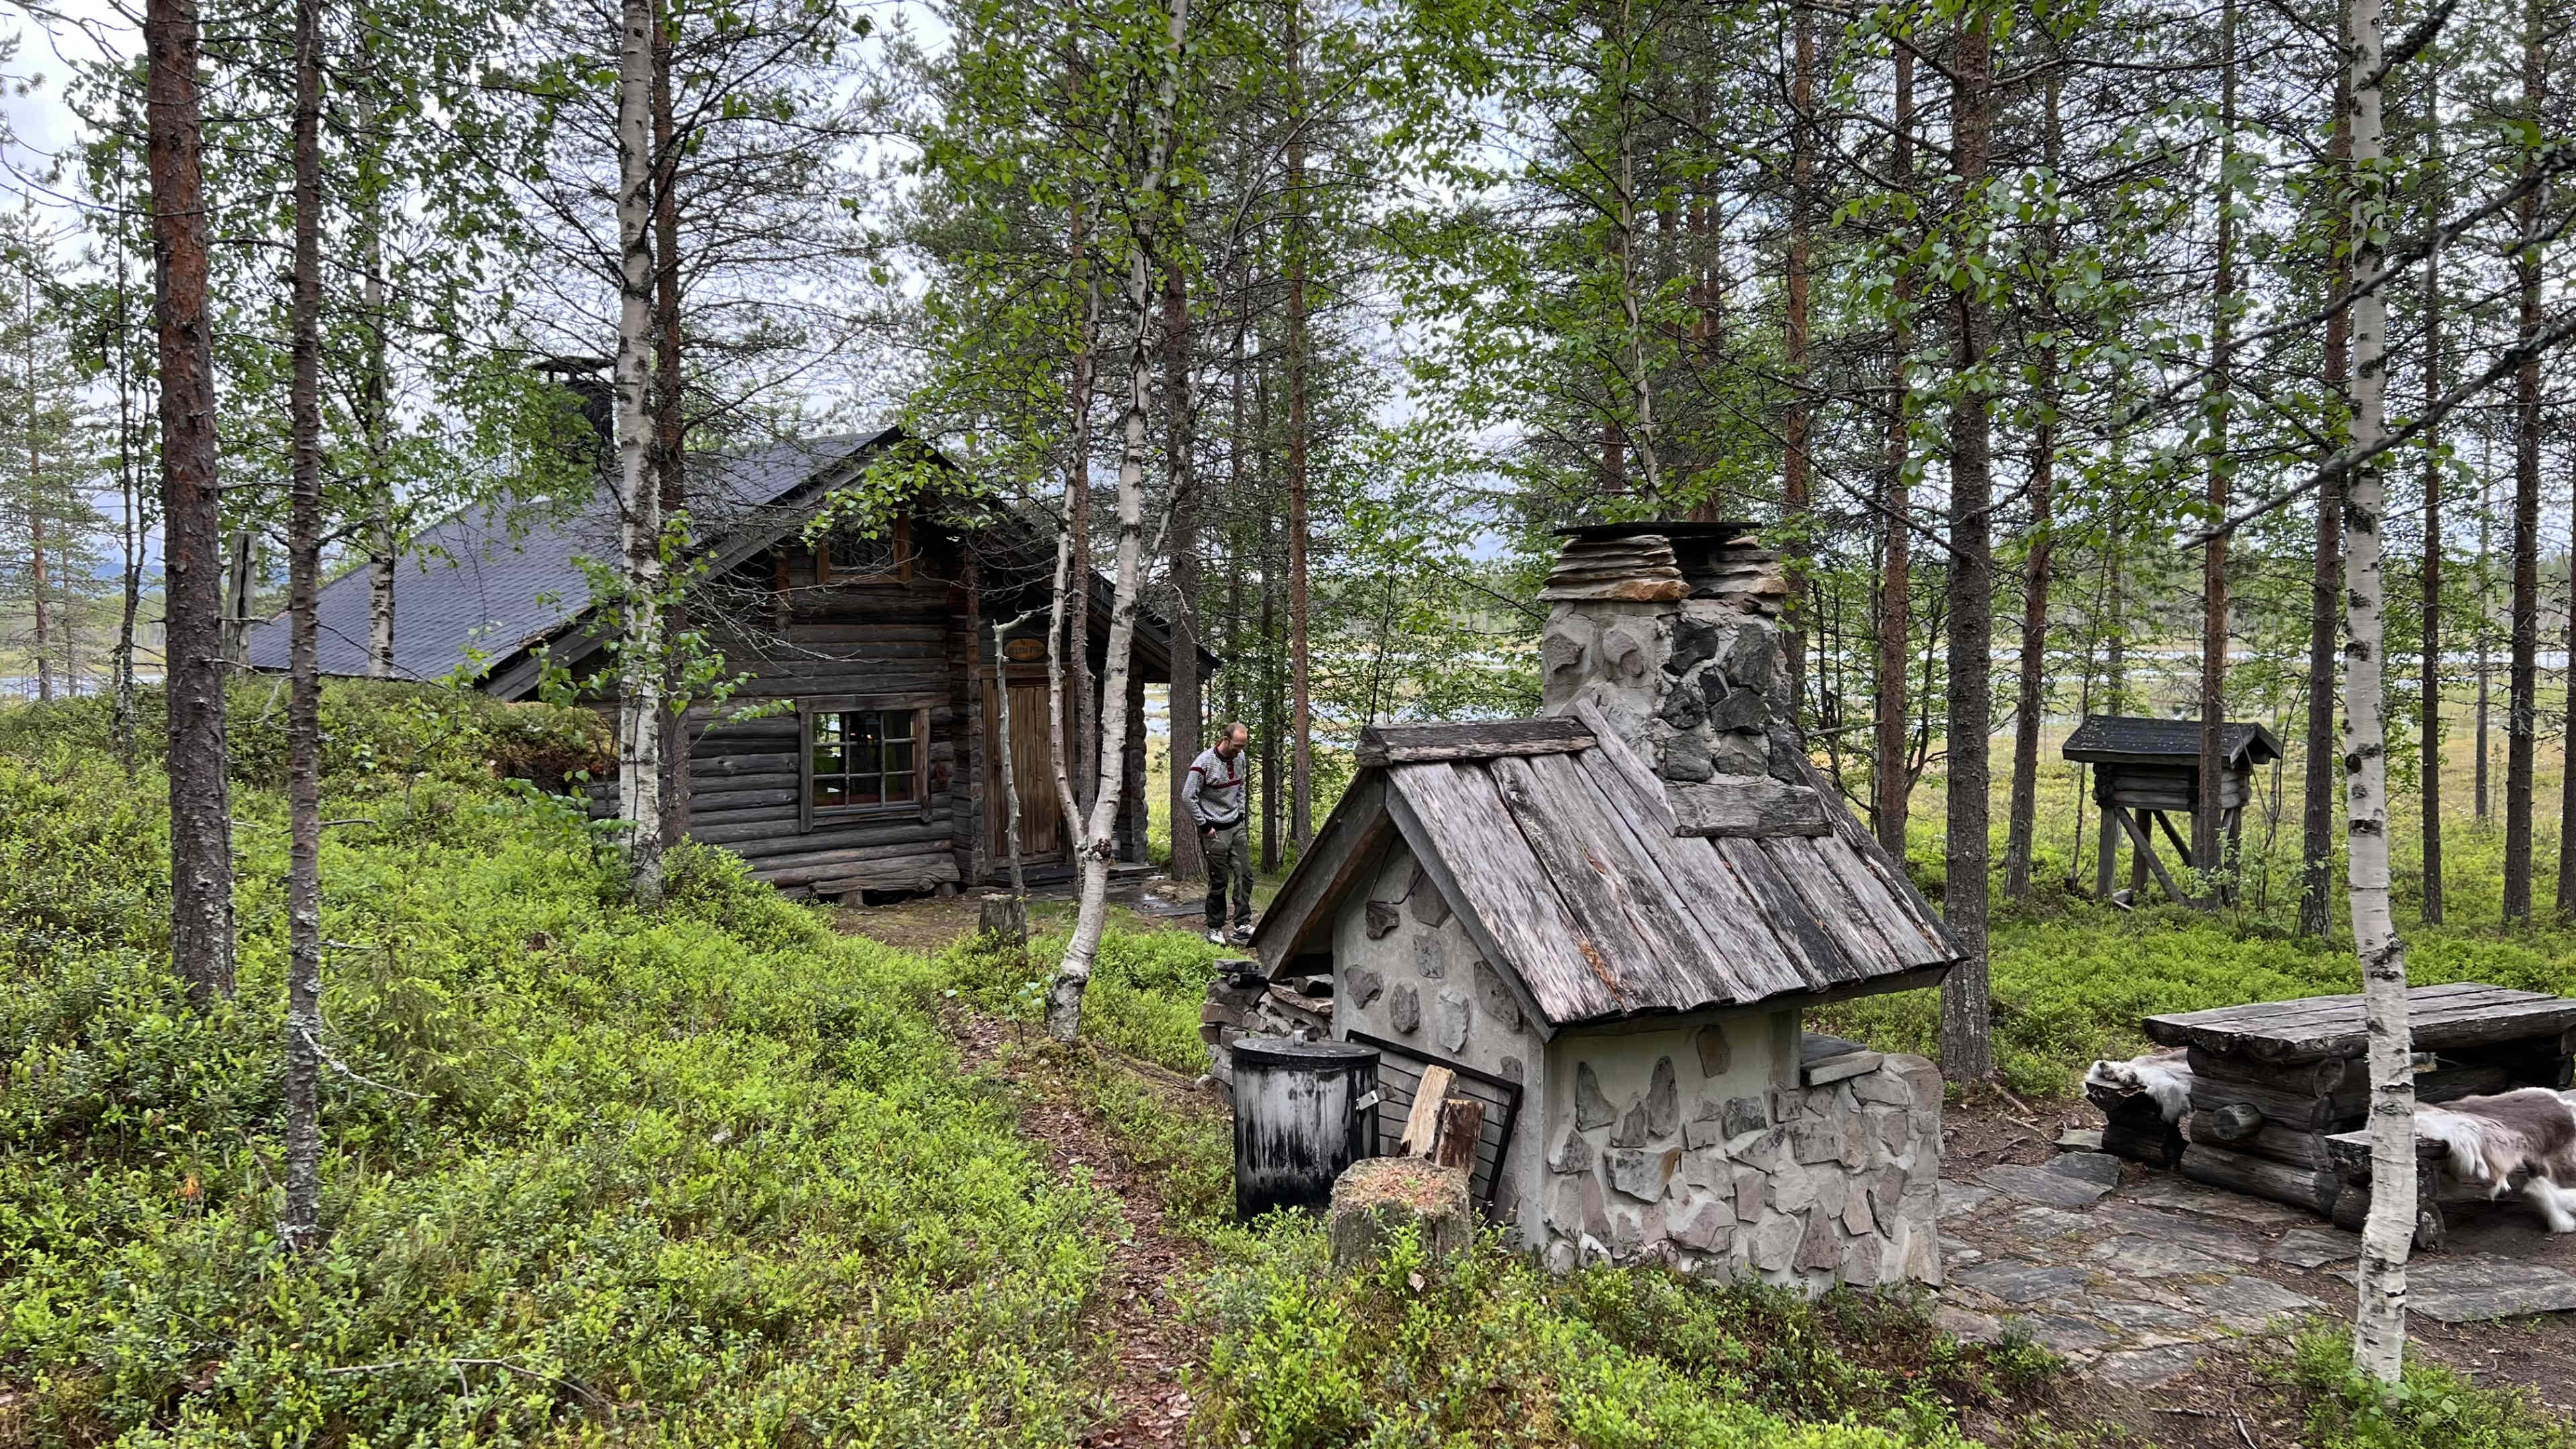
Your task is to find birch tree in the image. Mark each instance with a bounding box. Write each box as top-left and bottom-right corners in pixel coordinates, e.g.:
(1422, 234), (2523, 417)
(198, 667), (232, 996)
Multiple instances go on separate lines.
(2341, 0), (2415, 1381)
(1046, 0), (1191, 1042)
(612, 0), (667, 906)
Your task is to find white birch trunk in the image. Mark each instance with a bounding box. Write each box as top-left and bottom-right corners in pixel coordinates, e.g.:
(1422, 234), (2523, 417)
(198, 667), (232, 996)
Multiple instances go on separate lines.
(1045, 0), (1189, 1042)
(2342, 0), (2414, 1382)
(614, 0), (665, 905)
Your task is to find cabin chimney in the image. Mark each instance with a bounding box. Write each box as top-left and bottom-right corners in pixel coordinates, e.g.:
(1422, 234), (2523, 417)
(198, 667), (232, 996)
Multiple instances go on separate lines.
(1539, 523), (1822, 832)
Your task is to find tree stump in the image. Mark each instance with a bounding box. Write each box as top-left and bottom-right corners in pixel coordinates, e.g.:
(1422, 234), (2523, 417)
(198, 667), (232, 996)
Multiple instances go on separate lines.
(977, 892), (1026, 946)
(1328, 1157), (1472, 1273)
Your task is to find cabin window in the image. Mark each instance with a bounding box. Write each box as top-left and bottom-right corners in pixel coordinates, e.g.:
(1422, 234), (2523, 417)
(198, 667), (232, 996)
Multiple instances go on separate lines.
(817, 516), (911, 584)
(810, 709), (920, 810)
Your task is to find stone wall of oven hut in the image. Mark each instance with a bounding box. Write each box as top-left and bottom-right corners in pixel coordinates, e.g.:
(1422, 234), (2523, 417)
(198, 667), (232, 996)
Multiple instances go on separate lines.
(1539, 1029), (1945, 1293)
(1331, 841), (1550, 1238)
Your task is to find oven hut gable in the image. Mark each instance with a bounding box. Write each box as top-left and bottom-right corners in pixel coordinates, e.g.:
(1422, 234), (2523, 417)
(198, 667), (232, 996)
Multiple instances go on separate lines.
(1250, 703), (1962, 1032)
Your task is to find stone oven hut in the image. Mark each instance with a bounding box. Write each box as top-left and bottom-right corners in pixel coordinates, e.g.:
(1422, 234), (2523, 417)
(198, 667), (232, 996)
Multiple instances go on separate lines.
(1241, 523), (1965, 1291)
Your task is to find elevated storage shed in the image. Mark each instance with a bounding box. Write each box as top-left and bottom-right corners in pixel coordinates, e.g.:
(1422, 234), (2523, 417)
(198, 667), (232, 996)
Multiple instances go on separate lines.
(2062, 714), (2283, 904)
(1243, 524), (1964, 1292)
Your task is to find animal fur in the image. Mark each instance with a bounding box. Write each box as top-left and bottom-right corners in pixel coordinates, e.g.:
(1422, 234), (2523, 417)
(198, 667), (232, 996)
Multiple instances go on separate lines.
(2084, 1049), (2194, 1124)
(2414, 1088), (2576, 1234)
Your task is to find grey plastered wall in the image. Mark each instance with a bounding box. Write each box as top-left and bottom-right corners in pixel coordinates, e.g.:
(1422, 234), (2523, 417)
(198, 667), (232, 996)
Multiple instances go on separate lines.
(1331, 838), (1551, 1244)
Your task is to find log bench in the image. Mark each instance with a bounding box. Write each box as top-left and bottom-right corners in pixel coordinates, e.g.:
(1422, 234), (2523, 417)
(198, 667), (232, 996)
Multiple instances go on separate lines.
(2127, 982), (2576, 1236)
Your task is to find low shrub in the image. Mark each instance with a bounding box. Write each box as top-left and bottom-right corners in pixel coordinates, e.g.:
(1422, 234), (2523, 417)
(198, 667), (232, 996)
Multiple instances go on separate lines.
(1196, 1228), (1984, 1448)
(2277, 1328), (2576, 1449)
(0, 686), (1118, 1447)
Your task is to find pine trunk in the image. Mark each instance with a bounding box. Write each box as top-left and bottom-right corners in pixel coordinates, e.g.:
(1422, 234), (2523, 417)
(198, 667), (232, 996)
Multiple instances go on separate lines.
(1781, 0), (1813, 706)
(1166, 256), (1204, 883)
(2504, 0), (2542, 922)
(2002, 72), (2060, 900)
(652, 0), (690, 849)
(2197, 9), (2237, 892)
(613, 0), (665, 905)
(1939, 15), (1995, 1082)
(2300, 76), (2353, 940)
(1285, 0), (1313, 853)
(2341, 0), (2414, 1378)
(145, 0), (234, 1002)
(282, 0), (326, 1250)
(112, 243), (142, 773)
(2420, 63), (2445, 924)
(1872, 47), (1912, 859)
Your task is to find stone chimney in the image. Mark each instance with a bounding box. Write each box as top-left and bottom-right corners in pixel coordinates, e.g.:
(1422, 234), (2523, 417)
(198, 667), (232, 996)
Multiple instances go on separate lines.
(1538, 523), (1825, 835)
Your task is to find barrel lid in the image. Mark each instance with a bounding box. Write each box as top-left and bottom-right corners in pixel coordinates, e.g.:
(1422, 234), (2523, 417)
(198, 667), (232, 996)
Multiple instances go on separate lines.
(1231, 1035), (1379, 1068)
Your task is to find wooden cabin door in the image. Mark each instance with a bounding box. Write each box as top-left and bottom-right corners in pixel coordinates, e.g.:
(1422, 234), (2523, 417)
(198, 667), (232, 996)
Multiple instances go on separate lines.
(985, 680), (1064, 863)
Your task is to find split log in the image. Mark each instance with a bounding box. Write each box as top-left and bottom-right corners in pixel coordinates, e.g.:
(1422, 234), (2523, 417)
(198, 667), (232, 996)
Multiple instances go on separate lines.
(1431, 1097), (1485, 1173)
(1400, 1065), (1456, 1156)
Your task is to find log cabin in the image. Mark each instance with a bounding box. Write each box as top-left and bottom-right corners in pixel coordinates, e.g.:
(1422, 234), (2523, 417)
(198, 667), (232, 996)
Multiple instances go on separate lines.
(244, 428), (1212, 898)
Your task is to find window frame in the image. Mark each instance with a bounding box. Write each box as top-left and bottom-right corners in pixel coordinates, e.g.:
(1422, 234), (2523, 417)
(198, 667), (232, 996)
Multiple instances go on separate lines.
(816, 515), (912, 585)
(798, 694), (937, 830)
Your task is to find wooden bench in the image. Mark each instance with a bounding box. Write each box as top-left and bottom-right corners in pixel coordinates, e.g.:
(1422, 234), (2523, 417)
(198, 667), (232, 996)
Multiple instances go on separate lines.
(2127, 982), (2576, 1236)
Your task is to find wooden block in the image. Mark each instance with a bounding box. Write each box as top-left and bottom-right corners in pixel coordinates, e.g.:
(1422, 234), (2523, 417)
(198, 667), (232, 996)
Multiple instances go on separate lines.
(1401, 1065), (1456, 1156)
(1431, 1097), (1485, 1173)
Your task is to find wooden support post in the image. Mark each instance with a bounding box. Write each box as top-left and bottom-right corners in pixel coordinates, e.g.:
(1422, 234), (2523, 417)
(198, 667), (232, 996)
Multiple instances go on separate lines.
(2115, 806), (2190, 903)
(2098, 796), (2119, 898)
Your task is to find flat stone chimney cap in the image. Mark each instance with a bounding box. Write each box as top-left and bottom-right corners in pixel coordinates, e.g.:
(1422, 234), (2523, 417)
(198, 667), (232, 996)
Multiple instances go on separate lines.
(1553, 520), (1759, 543)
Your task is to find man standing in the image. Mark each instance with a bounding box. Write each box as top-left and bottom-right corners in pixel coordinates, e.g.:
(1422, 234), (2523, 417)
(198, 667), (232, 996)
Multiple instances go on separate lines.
(1184, 721), (1255, 944)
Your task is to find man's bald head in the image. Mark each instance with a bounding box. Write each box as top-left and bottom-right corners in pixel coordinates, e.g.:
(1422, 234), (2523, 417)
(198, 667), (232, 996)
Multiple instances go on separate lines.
(1216, 721), (1249, 757)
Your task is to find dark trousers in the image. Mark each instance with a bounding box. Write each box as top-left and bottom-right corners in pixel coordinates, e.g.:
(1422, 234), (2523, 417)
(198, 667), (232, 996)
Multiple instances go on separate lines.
(1202, 820), (1253, 929)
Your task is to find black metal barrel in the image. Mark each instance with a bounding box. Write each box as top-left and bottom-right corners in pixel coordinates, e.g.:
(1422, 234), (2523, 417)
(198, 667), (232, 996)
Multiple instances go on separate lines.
(1231, 1036), (1379, 1219)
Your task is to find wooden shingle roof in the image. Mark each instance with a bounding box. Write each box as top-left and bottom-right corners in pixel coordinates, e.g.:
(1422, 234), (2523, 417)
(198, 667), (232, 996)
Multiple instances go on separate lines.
(1253, 702), (1961, 1032)
(2061, 714), (2284, 769)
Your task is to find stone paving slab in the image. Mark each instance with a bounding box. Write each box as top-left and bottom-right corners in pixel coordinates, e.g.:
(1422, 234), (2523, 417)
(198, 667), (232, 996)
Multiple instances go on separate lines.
(2116, 1178), (2313, 1227)
(2408, 1256), (2576, 1323)
(2267, 1227), (2361, 1269)
(1976, 1163), (2114, 1210)
(1937, 1152), (2565, 1378)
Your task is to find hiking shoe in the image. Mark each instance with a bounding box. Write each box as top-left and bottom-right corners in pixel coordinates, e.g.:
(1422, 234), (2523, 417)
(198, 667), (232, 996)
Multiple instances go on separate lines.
(1206, 928), (1227, 945)
(1232, 923), (1255, 944)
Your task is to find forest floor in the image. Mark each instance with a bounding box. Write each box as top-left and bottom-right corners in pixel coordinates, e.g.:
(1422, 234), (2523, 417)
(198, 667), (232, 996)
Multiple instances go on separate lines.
(838, 878), (2576, 1448)
(943, 1005), (1214, 1446)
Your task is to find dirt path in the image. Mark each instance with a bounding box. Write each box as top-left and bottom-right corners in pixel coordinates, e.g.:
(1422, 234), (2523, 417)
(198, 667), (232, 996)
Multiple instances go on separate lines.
(946, 1009), (1214, 1448)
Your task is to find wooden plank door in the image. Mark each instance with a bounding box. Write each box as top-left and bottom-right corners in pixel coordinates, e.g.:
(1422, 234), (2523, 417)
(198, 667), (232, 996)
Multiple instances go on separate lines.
(985, 679), (1064, 863)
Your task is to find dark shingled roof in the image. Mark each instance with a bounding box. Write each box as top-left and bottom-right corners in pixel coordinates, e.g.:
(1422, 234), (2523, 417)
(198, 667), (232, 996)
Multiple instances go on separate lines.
(246, 431), (885, 686)
(2062, 714), (2284, 768)
(1251, 701), (1962, 1031)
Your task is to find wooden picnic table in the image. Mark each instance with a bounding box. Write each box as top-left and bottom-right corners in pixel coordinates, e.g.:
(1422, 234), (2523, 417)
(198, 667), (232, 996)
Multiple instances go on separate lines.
(2143, 980), (2576, 1067)
(2101, 981), (2576, 1244)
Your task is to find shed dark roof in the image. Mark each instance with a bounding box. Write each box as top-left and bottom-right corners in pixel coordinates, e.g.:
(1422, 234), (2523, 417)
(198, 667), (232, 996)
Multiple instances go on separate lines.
(246, 432), (885, 685)
(2062, 714), (2284, 768)
(1252, 702), (1961, 1031)
(246, 428), (1213, 691)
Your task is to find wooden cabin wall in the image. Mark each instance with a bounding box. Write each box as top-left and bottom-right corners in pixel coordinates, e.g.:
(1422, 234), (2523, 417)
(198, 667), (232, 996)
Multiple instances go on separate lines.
(577, 520), (1167, 895)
